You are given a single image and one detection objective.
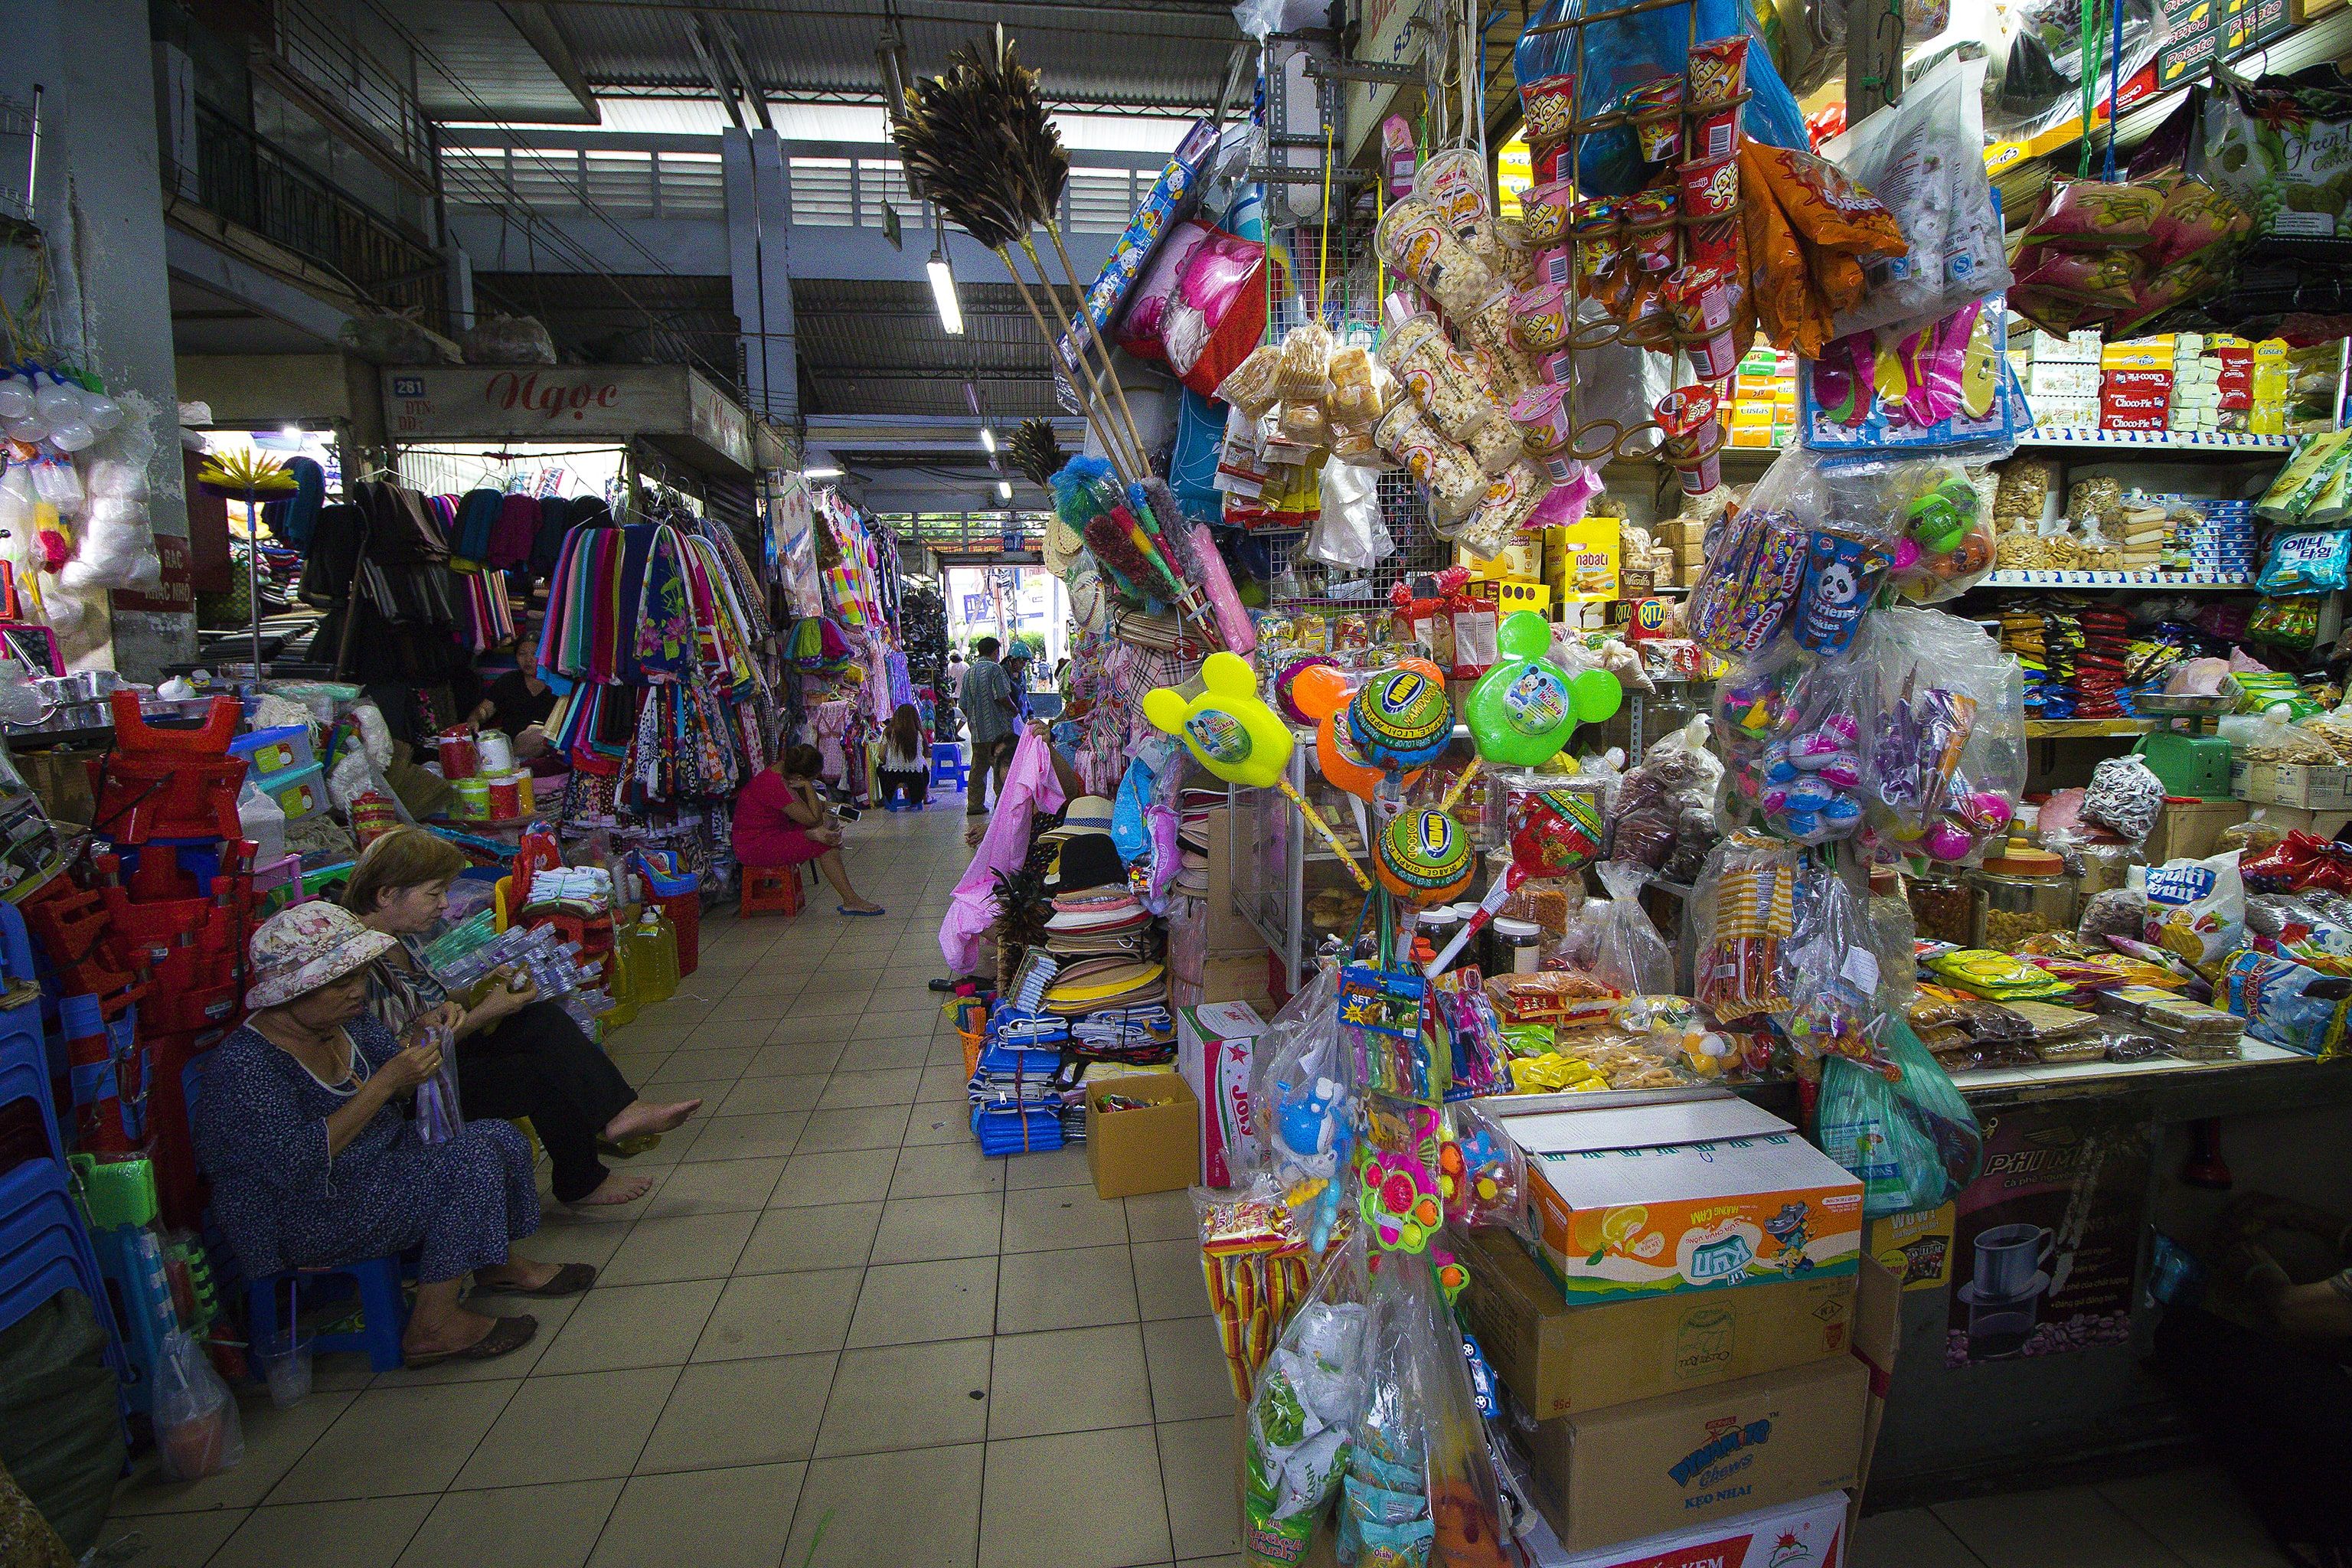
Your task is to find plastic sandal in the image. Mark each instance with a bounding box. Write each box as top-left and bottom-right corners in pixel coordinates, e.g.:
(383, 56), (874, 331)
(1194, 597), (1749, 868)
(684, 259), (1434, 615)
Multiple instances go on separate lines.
(838, 905), (886, 917)
(403, 1313), (538, 1367)
(471, 1263), (598, 1299)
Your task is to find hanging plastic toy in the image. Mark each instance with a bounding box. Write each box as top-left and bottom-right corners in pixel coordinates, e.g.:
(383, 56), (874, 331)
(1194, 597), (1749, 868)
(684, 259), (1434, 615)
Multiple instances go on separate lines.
(1349, 665), (1455, 771)
(1290, 658), (1437, 803)
(1357, 1104), (1446, 1252)
(1143, 651), (1372, 890)
(1464, 611), (1625, 767)
(1374, 807), (1478, 906)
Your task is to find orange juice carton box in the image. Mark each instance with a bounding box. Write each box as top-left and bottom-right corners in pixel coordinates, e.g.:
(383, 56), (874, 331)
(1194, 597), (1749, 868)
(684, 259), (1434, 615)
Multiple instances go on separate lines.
(1504, 1098), (1865, 1302)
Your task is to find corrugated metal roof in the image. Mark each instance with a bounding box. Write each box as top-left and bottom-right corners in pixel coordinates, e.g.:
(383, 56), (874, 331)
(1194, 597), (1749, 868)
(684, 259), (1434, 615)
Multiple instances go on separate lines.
(793, 278), (1067, 420)
(524, 0), (1237, 113)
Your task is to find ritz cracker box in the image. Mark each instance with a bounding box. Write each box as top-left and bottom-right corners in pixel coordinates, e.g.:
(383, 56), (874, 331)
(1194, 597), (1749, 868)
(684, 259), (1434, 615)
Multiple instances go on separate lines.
(1510, 1099), (1865, 1302)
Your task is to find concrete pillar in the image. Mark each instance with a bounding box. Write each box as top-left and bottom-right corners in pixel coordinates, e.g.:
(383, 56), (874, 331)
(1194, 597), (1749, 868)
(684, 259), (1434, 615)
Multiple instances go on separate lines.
(446, 240), (475, 335)
(151, 41), (196, 201)
(2, 0), (193, 678)
(723, 126), (797, 428)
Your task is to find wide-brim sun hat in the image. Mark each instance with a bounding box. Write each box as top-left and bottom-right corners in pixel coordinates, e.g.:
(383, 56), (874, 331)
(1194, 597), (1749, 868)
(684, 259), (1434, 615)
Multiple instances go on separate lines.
(245, 901), (399, 1011)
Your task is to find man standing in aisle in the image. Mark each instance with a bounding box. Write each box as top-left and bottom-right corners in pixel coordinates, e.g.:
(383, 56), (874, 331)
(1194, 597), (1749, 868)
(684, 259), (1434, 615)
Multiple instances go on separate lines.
(960, 636), (1019, 840)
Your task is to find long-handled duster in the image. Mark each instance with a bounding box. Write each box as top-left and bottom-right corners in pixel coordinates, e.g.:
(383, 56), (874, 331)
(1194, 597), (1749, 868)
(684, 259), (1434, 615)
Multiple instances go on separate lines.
(893, 36), (1148, 479)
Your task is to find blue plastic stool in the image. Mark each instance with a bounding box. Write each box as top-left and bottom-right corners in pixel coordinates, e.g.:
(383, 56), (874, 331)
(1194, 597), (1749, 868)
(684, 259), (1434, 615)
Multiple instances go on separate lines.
(929, 742), (968, 792)
(247, 1256), (410, 1374)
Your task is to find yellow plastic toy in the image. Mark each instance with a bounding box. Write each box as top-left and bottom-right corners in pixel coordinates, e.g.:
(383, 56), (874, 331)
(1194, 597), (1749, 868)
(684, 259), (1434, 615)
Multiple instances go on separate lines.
(1143, 652), (1371, 890)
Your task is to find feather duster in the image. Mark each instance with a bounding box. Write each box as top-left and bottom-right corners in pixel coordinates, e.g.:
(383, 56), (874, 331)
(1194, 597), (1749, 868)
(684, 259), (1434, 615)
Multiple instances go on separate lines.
(1010, 417), (1064, 488)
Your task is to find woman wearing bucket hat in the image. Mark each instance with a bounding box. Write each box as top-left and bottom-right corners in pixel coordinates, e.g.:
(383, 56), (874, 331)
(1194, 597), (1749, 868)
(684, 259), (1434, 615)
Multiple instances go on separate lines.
(192, 903), (596, 1366)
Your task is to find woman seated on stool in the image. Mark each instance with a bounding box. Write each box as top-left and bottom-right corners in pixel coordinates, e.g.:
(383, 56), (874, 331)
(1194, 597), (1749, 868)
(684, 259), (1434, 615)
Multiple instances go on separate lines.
(346, 828), (700, 1208)
(733, 743), (885, 916)
(193, 903), (595, 1365)
(878, 703), (929, 811)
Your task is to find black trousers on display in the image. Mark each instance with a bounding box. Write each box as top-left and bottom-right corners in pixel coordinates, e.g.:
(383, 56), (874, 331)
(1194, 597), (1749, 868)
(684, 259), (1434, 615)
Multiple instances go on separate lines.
(965, 736), (1014, 815)
(456, 1001), (638, 1204)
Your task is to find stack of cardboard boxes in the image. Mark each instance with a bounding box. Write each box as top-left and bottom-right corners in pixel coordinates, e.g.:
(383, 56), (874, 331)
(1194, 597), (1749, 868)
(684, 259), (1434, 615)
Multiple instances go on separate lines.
(2014, 328), (2104, 429)
(1651, 514), (1707, 590)
(1459, 1096), (1899, 1564)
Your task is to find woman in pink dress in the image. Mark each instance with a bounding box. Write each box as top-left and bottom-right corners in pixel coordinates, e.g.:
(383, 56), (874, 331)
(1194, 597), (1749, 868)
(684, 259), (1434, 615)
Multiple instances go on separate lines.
(732, 744), (884, 916)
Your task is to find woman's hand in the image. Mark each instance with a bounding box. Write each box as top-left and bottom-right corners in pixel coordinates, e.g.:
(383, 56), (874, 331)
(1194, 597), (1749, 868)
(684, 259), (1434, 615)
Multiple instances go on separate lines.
(1027, 720), (1051, 742)
(379, 1035), (445, 1093)
(474, 967), (538, 1024)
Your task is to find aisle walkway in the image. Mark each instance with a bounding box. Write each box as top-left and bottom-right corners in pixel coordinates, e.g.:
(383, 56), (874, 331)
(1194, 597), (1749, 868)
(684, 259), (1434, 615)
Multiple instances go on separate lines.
(94, 800), (2294, 1567)
(101, 802), (1240, 1568)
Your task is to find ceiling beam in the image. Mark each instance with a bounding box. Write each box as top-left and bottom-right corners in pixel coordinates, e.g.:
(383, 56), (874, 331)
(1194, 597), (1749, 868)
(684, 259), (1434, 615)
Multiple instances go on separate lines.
(681, 15), (746, 132)
(497, 2), (602, 121)
(705, 13), (773, 132)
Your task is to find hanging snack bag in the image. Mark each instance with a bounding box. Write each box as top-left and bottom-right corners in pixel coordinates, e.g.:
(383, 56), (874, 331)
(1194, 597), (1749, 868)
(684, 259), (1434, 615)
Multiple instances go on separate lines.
(2257, 529), (2352, 595)
(1692, 828), (1802, 1021)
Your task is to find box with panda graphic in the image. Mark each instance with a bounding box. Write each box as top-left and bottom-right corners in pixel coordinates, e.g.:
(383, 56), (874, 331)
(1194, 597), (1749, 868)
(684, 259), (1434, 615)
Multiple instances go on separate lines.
(1508, 1099), (1865, 1303)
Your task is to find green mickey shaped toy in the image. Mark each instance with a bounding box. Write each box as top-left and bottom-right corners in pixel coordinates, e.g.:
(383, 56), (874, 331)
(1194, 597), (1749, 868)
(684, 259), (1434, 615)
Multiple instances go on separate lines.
(1464, 611), (1624, 767)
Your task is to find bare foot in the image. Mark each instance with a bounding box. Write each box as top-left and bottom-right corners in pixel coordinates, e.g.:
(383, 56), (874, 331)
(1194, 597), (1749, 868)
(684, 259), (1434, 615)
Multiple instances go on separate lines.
(403, 1304), (511, 1359)
(965, 821), (987, 848)
(475, 1257), (560, 1291)
(603, 1099), (701, 1142)
(572, 1172), (655, 1207)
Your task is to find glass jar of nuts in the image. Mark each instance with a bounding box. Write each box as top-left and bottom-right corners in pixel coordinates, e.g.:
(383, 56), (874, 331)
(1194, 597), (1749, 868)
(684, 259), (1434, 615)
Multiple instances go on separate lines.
(1968, 847), (2076, 949)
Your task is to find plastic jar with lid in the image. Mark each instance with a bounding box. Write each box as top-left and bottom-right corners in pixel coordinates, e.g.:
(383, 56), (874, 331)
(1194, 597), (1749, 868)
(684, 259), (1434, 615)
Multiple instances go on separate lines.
(1967, 847), (2076, 950)
(1418, 907), (1466, 971)
(1486, 916), (1544, 975)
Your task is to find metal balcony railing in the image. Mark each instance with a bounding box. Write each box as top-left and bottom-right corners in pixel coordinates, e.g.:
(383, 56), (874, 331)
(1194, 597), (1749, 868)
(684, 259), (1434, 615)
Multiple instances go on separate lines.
(181, 103), (444, 331)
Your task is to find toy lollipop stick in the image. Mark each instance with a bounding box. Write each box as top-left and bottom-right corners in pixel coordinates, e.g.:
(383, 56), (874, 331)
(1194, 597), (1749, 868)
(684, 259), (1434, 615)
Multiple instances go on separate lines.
(1436, 759), (1483, 816)
(1423, 864), (1525, 978)
(1276, 777), (1372, 891)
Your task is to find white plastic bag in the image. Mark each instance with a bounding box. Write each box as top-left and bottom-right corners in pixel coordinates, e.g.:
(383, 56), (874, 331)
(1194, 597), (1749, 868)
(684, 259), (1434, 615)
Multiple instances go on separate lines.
(1305, 456), (1391, 570)
(1584, 861), (1674, 995)
(154, 1329), (243, 1480)
(1824, 55), (2014, 341)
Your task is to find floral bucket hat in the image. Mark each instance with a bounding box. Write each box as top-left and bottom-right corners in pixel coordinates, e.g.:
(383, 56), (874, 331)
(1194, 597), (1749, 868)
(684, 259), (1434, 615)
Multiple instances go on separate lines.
(245, 902), (398, 1011)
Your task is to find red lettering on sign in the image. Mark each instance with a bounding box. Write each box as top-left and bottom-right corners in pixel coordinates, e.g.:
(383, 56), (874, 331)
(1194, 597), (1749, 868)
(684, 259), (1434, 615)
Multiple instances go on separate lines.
(482, 370), (620, 421)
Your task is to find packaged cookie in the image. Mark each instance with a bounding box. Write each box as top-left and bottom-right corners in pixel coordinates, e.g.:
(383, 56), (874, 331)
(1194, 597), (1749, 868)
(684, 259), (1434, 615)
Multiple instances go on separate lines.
(1216, 342), (1284, 417)
(1277, 322), (1333, 404)
(1327, 347), (1382, 426)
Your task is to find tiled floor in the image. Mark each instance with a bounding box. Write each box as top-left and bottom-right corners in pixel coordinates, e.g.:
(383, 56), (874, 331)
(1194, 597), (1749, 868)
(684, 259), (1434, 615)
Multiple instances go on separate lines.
(87, 802), (2298, 1568)
(96, 802), (1239, 1568)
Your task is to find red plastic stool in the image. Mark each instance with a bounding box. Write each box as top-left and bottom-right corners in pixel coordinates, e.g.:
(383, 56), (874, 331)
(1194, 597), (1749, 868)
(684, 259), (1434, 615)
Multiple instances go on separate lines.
(739, 867), (802, 917)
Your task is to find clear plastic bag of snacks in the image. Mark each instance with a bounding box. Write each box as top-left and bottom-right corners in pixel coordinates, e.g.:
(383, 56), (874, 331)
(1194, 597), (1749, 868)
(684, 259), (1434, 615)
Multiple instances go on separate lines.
(1244, 1232), (1373, 1568)
(1692, 829), (1803, 1023)
(1774, 862), (1893, 1070)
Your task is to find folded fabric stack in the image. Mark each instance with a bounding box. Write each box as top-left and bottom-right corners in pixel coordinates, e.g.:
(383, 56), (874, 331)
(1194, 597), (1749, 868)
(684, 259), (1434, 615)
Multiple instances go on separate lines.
(1070, 1003), (1178, 1063)
(967, 1039), (1078, 1152)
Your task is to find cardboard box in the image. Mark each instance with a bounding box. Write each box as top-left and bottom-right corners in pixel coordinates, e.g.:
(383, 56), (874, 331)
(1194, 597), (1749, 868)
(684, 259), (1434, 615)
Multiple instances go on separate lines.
(2234, 760), (2352, 811)
(1850, 1257), (1902, 1521)
(1200, 949), (1276, 1006)
(1527, 1355), (1869, 1553)
(1200, 805), (1266, 956)
(1510, 1100), (1866, 1302)
(1178, 1001), (1265, 1190)
(1455, 1226), (1860, 1421)
(2145, 795), (2251, 864)
(1084, 1073), (1200, 1198)
(1517, 1488), (1851, 1568)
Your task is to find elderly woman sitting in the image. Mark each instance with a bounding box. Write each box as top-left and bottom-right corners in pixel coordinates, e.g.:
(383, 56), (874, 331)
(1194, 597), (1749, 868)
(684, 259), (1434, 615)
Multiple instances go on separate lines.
(345, 828), (698, 1207)
(194, 903), (594, 1365)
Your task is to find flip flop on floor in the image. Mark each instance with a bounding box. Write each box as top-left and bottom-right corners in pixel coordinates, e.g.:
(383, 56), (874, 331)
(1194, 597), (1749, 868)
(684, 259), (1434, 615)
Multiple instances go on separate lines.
(838, 905), (886, 917)
(471, 1263), (598, 1300)
(404, 1313), (537, 1367)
